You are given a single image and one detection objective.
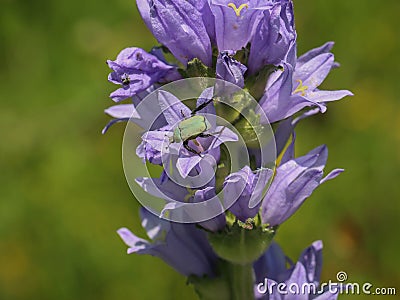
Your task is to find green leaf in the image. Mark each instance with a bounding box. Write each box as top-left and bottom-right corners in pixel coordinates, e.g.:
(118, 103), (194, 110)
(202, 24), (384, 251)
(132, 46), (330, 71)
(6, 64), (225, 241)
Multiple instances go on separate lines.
(188, 260), (254, 300)
(234, 108), (265, 148)
(180, 58), (215, 78)
(188, 266), (231, 300)
(207, 222), (275, 265)
(245, 65), (282, 100)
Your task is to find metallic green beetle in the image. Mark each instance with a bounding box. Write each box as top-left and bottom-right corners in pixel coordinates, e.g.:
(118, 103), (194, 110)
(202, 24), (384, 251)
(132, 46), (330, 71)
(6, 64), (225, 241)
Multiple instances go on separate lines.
(169, 98), (215, 156)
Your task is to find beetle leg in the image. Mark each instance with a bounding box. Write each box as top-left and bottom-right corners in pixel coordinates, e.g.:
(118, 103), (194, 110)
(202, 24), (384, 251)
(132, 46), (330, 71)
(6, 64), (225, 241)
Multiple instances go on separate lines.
(191, 98), (215, 115)
(164, 133), (171, 150)
(181, 109), (186, 118)
(198, 133), (213, 138)
(199, 126), (225, 139)
(183, 140), (202, 157)
(193, 138), (205, 153)
(205, 127), (227, 149)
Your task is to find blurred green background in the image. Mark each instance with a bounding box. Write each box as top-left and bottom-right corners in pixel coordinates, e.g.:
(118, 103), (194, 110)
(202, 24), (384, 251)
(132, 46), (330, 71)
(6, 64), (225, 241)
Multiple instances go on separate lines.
(1, 0), (399, 299)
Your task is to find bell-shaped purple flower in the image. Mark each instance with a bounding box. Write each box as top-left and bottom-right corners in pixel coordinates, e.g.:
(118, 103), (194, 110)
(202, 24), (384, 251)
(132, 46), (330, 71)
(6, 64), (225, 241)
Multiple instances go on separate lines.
(224, 166), (273, 221)
(216, 51), (247, 88)
(257, 61), (294, 123)
(187, 0), (216, 44)
(102, 85), (169, 134)
(137, 88), (238, 178)
(291, 42), (353, 109)
(190, 185), (228, 232)
(107, 47), (179, 102)
(208, 0), (274, 52)
(295, 42), (337, 70)
(136, 125), (170, 165)
(118, 207), (218, 277)
(261, 138), (344, 227)
(248, 0), (297, 74)
(136, 174), (226, 232)
(254, 242), (289, 284)
(254, 241), (338, 299)
(136, 0), (212, 66)
(102, 103), (140, 134)
(258, 42), (353, 123)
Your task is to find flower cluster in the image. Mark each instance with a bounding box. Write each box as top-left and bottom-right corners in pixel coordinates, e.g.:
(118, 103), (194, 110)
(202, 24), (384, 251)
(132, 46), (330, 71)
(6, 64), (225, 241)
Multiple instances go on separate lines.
(103, 0), (352, 299)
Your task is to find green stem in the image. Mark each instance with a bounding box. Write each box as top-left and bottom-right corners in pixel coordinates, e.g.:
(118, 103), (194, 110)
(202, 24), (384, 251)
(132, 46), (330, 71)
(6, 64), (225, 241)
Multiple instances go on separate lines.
(197, 223), (275, 299)
(229, 262), (254, 300)
(189, 260), (254, 300)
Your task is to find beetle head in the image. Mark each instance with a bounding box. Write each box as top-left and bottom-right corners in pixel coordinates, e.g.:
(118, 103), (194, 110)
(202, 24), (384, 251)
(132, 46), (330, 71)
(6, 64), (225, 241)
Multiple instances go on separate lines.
(171, 127), (182, 143)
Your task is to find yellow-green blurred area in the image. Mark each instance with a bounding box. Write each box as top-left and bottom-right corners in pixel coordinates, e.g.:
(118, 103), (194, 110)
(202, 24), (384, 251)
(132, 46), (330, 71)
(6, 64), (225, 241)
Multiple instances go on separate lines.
(1, 0), (399, 299)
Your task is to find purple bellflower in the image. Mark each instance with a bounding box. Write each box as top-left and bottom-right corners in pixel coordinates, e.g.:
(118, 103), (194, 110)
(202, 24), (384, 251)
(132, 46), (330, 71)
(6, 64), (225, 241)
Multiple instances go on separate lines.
(136, 0), (213, 66)
(259, 42), (353, 123)
(254, 241), (338, 299)
(118, 207), (218, 277)
(208, 0), (274, 52)
(137, 88), (238, 178)
(216, 51), (248, 88)
(102, 83), (177, 135)
(107, 47), (179, 102)
(248, 0), (296, 74)
(224, 166), (273, 222)
(261, 136), (344, 227)
(104, 0), (353, 297)
(187, 0), (217, 45)
(135, 175), (227, 232)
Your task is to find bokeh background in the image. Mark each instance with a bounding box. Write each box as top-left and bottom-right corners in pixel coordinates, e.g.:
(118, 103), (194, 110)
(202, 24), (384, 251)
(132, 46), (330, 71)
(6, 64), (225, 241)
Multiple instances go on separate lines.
(1, 0), (399, 299)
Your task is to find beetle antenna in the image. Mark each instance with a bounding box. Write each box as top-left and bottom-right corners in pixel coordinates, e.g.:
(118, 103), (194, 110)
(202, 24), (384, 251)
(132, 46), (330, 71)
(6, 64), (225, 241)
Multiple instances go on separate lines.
(164, 133), (172, 150)
(191, 97), (215, 115)
(207, 126), (226, 150)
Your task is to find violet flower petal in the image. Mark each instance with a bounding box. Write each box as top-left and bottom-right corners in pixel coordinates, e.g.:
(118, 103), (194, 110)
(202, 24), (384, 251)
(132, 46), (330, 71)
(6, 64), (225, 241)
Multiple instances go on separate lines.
(158, 90), (191, 126)
(196, 87), (217, 128)
(298, 240), (323, 285)
(261, 145), (343, 226)
(216, 51), (247, 88)
(294, 53), (334, 91)
(254, 241), (338, 299)
(118, 207), (217, 277)
(209, 0), (271, 51)
(248, 0), (296, 74)
(104, 104), (139, 119)
(107, 47), (177, 102)
(193, 187), (226, 231)
(224, 166), (273, 221)
(296, 42), (335, 69)
(142, 0), (212, 65)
